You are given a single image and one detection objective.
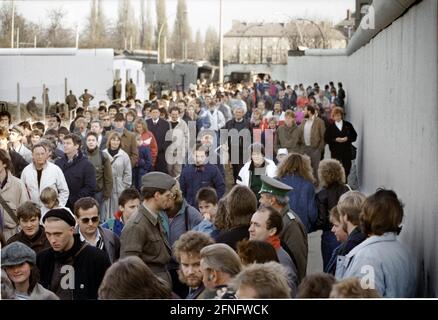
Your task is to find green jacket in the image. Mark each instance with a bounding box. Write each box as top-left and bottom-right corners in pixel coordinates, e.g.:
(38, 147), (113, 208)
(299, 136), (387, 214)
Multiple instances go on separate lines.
(84, 148), (113, 198)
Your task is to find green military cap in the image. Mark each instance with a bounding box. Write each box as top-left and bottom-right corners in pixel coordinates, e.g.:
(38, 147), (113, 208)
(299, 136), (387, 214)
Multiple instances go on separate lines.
(259, 175), (293, 197)
(141, 172), (176, 190)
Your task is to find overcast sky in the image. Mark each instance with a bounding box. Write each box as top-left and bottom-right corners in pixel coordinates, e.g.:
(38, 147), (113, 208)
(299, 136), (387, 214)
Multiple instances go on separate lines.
(14, 0), (355, 36)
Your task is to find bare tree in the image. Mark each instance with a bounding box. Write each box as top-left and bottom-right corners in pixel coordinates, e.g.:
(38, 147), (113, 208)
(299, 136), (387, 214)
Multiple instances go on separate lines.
(204, 26), (219, 64)
(114, 0), (138, 50)
(155, 0), (167, 61)
(170, 0), (191, 60)
(0, 1), (42, 48)
(44, 7), (74, 47)
(191, 29), (203, 60)
(83, 0), (108, 48)
(144, 0), (154, 50)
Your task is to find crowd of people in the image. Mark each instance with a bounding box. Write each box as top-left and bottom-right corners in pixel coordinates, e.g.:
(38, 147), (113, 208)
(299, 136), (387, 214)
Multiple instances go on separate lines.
(0, 77), (416, 299)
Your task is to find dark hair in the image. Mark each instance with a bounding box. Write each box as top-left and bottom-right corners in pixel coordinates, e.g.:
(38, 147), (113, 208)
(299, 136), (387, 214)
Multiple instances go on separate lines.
(306, 105), (316, 115)
(74, 197), (99, 217)
(169, 106), (180, 114)
(49, 113), (61, 123)
(194, 141), (209, 157)
(196, 187), (217, 206)
(0, 111), (11, 124)
(261, 206), (283, 236)
(150, 105), (160, 112)
(213, 197), (230, 230)
(114, 113), (125, 122)
(64, 133), (82, 148)
(249, 142), (265, 157)
(237, 239), (279, 265)
(76, 106), (85, 113)
(108, 105), (119, 113)
(297, 273), (336, 298)
(98, 256), (172, 299)
(118, 188), (140, 207)
(44, 128), (58, 137)
(227, 185), (257, 227)
(17, 201), (41, 221)
(32, 122), (45, 134)
(0, 149), (12, 172)
(86, 131), (98, 140)
(18, 121), (32, 132)
(360, 189), (404, 236)
(98, 106), (107, 113)
(31, 142), (48, 153)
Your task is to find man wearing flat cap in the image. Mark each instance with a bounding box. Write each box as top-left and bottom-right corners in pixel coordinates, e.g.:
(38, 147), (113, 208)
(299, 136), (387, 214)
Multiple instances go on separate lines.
(258, 175), (308, 283)
(36, 208), (111, 300)
(120, 171), (176, 286)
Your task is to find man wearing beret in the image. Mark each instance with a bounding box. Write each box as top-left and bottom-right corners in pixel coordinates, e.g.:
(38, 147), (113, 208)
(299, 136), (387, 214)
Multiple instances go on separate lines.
(258, 175), (308, 283)
(37, 208), (111, 300)
(9, 125), (32, 163)
(120, 171), (176, 286)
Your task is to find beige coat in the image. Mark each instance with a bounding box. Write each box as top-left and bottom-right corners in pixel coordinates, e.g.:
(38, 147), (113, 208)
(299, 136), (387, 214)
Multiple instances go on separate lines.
(299, 117), (326, 152)
(120, 204), (172, 285)
(1, 171), (30, 240)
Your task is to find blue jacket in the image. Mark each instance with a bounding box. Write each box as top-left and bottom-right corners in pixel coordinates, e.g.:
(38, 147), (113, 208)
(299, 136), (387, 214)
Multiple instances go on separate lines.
(336, 232), (416, 297)
(325, 227), (366, 275)
(280, 174), (317, 233)
(55, 151), (96, 210)
(132, 145), (152, 190)
(179, 164), (225, 207)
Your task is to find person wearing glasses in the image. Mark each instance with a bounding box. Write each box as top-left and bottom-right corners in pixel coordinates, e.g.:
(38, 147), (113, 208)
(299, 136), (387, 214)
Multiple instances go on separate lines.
(73, 197), (120, 264)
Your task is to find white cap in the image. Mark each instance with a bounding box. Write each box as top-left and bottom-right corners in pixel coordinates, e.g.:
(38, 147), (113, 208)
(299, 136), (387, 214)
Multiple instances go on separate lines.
(277, 148), (288, 156)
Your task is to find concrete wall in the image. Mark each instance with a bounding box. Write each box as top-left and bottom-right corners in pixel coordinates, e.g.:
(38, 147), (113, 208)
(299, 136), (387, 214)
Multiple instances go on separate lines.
(113, 58), (146, 101)
(225, 63), (288, 82)
(288, 0), (438, 297)
(0, 49), (114, 106)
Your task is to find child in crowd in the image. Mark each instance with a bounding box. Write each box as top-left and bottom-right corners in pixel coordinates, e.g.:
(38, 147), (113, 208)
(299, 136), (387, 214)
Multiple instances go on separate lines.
(192, 187), (218, 236)
(101, 188), (140, 237)
(39, 187), (60, 220)
(132, 135), (152, 191)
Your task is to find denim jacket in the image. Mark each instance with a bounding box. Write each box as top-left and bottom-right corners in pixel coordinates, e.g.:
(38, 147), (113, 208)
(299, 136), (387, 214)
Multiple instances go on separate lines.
(335, 232), (416, 297)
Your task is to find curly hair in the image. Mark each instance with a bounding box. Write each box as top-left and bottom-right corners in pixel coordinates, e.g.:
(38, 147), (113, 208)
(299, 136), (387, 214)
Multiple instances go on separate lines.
(330, 278), (381, 298)
(318, 159), (346, 188)
(230, 262), (291, 298)
(173, 231), (215, 263)
(297, 272), (336, 298)
(237, 239), (279, 265)
(277, 152), (315, 183)
(213, 197), (230, 231)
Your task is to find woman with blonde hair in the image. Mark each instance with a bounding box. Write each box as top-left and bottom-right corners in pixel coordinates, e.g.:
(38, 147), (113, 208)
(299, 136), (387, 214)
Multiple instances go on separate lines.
(277, 153), (317, 233)
(134, 118), (158, 168)
(315, 158), (350, 270)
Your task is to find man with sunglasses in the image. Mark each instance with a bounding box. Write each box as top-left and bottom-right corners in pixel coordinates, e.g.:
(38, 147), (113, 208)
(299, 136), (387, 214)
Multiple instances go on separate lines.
(120, 171), (176, 287)
(74, 197), (120, 264)
(37, 208), (110, 300)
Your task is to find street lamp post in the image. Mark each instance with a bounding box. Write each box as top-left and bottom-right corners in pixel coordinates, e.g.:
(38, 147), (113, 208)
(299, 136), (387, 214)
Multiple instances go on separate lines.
(219, 0), (224, 84)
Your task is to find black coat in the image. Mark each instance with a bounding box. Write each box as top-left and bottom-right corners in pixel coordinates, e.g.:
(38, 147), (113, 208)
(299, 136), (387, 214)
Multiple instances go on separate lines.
(55, 151), (96, 210)
(215, 225), (250, 251)
(9, 150), (28, 178)
(146, 118), (171, 173)
(324, 120), (357, 161)
(37, 234), (110, 300)
(316, 183), (350, 231)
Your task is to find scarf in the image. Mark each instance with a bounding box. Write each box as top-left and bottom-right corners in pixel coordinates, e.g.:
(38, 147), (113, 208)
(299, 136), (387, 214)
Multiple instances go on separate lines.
(108, 147), (120, 157)
(267, 235), (281, 250)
